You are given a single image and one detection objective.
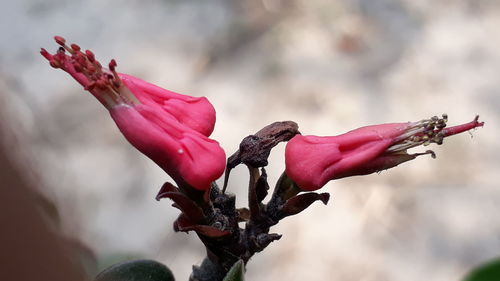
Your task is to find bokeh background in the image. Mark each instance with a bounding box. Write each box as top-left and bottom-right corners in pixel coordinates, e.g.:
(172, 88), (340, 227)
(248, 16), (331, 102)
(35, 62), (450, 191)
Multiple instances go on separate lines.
(1, 0), (499, 280)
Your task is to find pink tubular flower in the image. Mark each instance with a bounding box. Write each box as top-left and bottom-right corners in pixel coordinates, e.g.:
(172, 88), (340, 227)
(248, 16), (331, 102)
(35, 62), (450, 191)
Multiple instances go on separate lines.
(41, 36), (225, 190)
(285, 115), (484, 191)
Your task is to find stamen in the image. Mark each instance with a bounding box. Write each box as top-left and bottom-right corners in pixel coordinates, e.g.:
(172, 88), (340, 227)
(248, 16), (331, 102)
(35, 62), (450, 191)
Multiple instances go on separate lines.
(108, 59), (121, 87)
(85, 50), (95, 62)
(42, 37), (141, 108)
(412, 150), (436, 159)
(71, 44), (81, 52)
(108, 59), (117, 70)
(54, 36), (66, 46)
(54, 36), (76, 54)
(93, 61), (102, 71)
(386, 114), (482, 154)
(40, 48), (52, 60)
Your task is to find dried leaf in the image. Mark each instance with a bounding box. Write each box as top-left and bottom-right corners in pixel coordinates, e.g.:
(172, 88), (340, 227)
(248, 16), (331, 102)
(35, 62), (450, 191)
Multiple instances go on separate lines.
(280, 192), (330, 218)
(174, 214), (230, 238)
(155, 182), (179, 201)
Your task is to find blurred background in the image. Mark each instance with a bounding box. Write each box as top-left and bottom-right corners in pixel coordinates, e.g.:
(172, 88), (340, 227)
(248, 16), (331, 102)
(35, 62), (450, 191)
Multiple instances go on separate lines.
(1, 0), (499, 280)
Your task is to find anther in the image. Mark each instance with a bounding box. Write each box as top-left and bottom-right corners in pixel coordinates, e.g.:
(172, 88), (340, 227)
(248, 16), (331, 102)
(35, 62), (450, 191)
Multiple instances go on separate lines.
(71, 44), (81, 52)
(109, 59), (117, 71)
(40, 48), (52, 60)
(75, 53), (86, 64)
(54, 36), (75, 54)
(85, 50), (95, 62)
(94, 61), (102, 70)
(54, 36), (66, 46)
(425, 123), (435, 131)
(436, 120), (446, 129)
(428, 150), (436, 159)
(412, 150), (436, 159)
(108, 59), (121, 87)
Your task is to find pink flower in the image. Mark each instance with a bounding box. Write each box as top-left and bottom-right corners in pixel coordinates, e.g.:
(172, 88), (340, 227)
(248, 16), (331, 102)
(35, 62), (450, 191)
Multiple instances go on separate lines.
(285, 115), (484, 191)
(41, 36), (225, 190)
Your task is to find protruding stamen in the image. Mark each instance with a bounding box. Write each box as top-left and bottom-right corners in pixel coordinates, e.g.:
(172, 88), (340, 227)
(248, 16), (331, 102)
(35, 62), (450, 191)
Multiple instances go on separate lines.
(54, 36), (66, 46)
(40, 48), (52, 60)
(108, 59), (121, 88)
(386, 114), (483, 154)
(109, 59), (117, 70)
(94, 60), (102, 70)
(412, 150), (436, 159)
(54, 36), (77, 54)
(42, 37), (139, 108)
(85, 50), (95, 62)
(71, 44), (81, 52)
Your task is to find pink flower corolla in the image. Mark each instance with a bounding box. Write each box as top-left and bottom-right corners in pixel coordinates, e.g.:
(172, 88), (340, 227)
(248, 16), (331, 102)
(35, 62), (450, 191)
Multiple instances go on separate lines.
(285, 115), (484, 191)
(41, 36), (225, 190)
(118, 73), (215, 137)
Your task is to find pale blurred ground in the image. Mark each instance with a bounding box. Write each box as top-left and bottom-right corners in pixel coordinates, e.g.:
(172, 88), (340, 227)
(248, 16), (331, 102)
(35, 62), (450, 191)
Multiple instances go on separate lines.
(1, 0), (499, 280)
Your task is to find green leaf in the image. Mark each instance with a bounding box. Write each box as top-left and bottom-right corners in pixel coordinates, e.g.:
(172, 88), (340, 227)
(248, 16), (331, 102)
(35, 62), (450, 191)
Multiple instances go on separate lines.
(94, 259), (175, 281)
(464, 257), (500, 281)
(223, 260), (245, 281)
